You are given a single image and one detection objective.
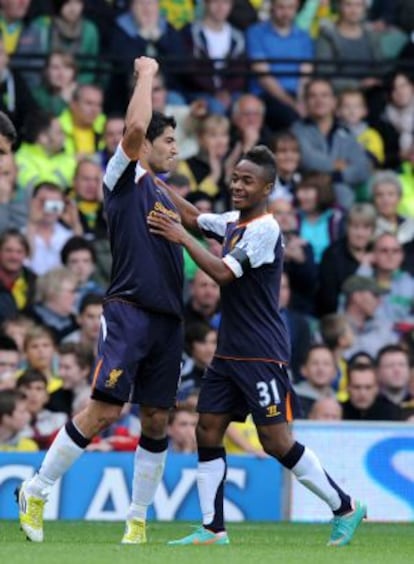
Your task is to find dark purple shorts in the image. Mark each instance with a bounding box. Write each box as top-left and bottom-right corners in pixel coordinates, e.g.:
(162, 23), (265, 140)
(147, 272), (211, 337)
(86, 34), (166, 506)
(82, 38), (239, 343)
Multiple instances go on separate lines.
(197, 357), (301, 425)
(91, 300), (183, 407)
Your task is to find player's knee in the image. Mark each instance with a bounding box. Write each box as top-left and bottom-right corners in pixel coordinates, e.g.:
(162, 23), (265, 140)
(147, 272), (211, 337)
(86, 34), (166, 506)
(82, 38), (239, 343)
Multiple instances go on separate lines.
(195, 421), (220, 447)
(76, 401), (122, 435)
(104, 407), (123, 427)
(140, 407), (169, 438)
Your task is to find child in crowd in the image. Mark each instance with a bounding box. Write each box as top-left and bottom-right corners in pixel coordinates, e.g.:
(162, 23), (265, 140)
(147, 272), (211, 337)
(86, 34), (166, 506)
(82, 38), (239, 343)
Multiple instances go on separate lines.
(0, 389), (38, 451)
(60, 236), (104, 313)
(55, 342), (94, 416)
(319, 313), (355, 402)
(62, 293), (103, 356)
(178, 322), (217, 403)
(1, 315), (35, 359)
(16, 370), (67, 450)
(294, 344), (338, 418)
(19, 325), (61, 396)
(167, 407), (198, 454)
(337, 88), (385, 167)
(270, 130), (301, 202)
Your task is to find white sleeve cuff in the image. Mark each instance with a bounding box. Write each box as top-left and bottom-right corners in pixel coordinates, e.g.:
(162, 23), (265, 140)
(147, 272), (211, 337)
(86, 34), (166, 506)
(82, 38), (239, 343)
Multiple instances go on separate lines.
(223, 255), (243, 278)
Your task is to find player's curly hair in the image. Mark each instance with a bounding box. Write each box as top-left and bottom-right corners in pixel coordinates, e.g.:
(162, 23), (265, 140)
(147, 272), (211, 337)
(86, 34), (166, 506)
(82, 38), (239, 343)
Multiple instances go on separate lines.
(146, 111), (176, 143)
(241, 145), (277, 185)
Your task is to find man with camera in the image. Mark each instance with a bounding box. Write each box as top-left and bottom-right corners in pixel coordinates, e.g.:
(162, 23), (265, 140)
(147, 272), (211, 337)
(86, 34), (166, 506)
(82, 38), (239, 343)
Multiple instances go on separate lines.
(25, 182), (83, 276)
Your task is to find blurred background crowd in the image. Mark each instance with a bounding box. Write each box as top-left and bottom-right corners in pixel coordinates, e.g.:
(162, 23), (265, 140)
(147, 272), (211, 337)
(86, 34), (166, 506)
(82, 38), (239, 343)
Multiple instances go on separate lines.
(0, 0), (414, 457)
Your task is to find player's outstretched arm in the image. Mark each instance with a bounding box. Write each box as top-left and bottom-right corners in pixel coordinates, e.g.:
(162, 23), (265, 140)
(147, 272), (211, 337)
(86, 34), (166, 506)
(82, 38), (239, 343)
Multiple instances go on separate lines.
(147, 212), (234, 285)
(121, 57), (158, 161)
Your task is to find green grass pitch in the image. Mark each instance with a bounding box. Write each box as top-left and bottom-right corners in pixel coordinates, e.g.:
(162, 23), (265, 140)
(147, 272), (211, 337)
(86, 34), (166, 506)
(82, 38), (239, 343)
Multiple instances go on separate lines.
(0, 521), (412, 564)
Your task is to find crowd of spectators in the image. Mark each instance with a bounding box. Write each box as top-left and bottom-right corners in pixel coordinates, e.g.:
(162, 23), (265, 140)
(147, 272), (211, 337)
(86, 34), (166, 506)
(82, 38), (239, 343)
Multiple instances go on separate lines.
(1, 0), (414, 455)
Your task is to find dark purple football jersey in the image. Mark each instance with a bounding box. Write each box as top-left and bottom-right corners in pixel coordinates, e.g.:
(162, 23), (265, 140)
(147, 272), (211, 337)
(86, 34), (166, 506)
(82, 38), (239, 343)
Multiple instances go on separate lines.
(198, 212), (290, 363)
(103, 144), (183, 318)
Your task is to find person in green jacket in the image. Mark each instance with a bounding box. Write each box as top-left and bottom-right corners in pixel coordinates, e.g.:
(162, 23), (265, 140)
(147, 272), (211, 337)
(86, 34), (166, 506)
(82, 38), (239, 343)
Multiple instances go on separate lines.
(33, 51), (78, 117)
(16, 110), (77, 191)
(16, 0), (100, 86)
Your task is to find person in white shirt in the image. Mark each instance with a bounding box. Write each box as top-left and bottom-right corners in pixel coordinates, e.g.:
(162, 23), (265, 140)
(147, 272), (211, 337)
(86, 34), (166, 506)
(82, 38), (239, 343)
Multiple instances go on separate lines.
(24, 182), (83, 276)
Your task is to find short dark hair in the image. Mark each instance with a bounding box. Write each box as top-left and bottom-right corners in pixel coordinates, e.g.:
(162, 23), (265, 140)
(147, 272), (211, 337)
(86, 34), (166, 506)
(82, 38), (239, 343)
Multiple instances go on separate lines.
(302, 343), (334, 365)
(347, 351), (375, 368)
(0, 228), (30, 256)
(0, 389), (26, 422)
(105, 112), (125, 123)
(58, 342), (95, 371)
(347, 362), (377, 385)
(53, 0), (82, 15)
(61, 236), (96, 265)
(0, 334), (19, 352)
(0, 111), (17, 146)
(17, 368), (48, 389)
(22, 110), (54, 144)
(186, 191), (213, 206)
(32, 181), (62, 198)
(146, 111), (176, 143)
(376, 344), (409, 367)
(386, 70), (414, 98)
(272, 130), (299, 152)
(168, 173), (191, 188)
(304, 78), (335, 99)
(240, 145), (277, 185)
(79, 292), (103, 314)
(185, 322), (215, 354)
(297, 171), (335, 211)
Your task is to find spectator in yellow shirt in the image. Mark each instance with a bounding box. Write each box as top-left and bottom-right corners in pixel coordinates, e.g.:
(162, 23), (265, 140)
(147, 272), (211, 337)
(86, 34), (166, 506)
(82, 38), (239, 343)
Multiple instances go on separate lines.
(223, 415), (267, 457)
(58, 84), (106, 158)
(0, 0), (31, 55)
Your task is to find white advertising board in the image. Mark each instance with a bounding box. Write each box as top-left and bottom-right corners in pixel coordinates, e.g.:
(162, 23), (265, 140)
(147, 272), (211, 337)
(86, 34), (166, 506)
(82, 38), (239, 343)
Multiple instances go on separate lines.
(290, 421), (414, 522)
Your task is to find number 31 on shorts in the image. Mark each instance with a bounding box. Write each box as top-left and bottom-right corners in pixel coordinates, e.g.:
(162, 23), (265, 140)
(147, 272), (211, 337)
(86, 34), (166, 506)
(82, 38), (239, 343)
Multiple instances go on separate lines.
(256, 379), (281, 407)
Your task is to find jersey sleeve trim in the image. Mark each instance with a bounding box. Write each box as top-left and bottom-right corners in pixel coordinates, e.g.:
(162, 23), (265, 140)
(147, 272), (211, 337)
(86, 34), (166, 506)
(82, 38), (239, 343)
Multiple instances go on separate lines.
(227, 247), (251, 274)
(103, 143), (131, 191)
(197, 211), (239, 239)
(222, 254), (243, 278)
